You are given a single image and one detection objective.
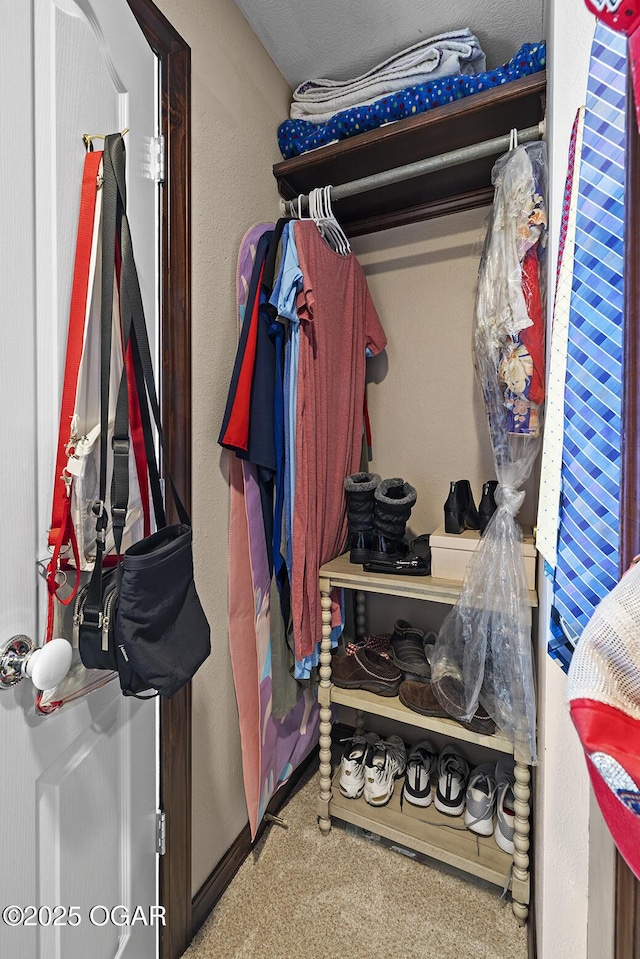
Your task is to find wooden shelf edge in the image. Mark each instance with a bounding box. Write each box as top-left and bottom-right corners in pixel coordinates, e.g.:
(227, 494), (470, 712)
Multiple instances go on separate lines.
(319, 553), (538, 607)
(330, 686), (514, 753)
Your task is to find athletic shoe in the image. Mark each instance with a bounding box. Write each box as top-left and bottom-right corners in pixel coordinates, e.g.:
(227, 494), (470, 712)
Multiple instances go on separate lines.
(338, 733), (380, 799)
(464, 762), (498, 835)
(434, 745), (470, 816)
(494, 756), (516, 854)
(363, 735), (407, 807)
(403, 739), (438, 807)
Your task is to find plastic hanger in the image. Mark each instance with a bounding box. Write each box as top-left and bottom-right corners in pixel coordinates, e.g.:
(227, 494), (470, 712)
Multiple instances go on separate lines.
(310, 187), (338, 252)
(323, 185), (351, 255)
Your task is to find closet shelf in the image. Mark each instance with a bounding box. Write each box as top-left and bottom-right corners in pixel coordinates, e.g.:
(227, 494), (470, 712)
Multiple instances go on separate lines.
(319, 553), (538, 607)
(329, 770), (514, 889)
(329, 687), (514, 754)
(273, 72), (546, 236)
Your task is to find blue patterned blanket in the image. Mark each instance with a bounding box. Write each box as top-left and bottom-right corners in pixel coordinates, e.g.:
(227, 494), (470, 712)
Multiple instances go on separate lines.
(278, 42), (546, 160)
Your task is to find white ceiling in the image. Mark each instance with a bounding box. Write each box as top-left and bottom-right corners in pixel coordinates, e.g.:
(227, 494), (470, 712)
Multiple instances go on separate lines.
(233, 0), (546, 90)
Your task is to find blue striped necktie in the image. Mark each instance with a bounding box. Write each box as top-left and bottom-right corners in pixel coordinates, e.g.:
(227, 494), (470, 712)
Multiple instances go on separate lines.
(549, 22), (627, 671)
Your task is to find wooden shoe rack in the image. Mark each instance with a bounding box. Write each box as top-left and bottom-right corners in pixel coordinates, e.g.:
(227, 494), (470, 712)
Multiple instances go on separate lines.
(317, 552), (537, 924)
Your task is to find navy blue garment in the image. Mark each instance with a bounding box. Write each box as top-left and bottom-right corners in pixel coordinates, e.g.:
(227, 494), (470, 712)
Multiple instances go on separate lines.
(218, 230), (272, 454)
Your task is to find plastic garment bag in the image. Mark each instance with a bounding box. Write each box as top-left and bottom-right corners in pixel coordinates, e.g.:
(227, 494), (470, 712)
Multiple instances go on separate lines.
(430, 141), (548, 763)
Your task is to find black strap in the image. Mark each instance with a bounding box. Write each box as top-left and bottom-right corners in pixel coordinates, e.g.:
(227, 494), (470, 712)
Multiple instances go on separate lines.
(82, 139), (121, 627)
(84, 132), (189, 629)
(108, 134), (189, 528)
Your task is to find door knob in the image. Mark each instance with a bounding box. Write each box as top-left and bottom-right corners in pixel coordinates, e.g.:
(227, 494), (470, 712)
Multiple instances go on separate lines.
(0, 636), (73, 691)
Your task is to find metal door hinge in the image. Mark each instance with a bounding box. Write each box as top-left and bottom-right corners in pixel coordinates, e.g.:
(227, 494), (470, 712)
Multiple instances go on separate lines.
(148, 135), (165, 183)
(156, 810), (166, 855)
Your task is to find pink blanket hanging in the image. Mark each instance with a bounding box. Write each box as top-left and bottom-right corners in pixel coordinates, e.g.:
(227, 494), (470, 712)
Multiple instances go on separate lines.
(227, 224), (320, 838)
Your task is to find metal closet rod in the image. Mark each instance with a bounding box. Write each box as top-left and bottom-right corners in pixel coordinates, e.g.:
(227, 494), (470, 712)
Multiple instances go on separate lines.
(281, 120), (546, 215)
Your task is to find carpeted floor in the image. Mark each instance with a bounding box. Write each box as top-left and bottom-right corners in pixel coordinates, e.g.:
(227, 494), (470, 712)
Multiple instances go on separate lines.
(184, 764), (528, 959)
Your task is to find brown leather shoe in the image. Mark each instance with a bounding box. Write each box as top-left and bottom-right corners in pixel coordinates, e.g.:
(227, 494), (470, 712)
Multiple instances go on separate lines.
(398, 679), (496, 735)
(331, 647), (402, 697)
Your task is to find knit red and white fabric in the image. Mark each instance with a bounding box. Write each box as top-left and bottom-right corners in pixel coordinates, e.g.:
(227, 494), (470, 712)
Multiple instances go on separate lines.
(566, 558), (640, 879)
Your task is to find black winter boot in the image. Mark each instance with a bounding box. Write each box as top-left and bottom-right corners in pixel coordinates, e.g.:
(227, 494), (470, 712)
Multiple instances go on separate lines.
(365, 478), (429, 576)
(344, 472), (381, 563)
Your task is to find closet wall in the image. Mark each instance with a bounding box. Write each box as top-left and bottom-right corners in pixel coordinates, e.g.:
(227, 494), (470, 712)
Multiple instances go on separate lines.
(354, 211), (537, 538)
(154, 0), (289, 894)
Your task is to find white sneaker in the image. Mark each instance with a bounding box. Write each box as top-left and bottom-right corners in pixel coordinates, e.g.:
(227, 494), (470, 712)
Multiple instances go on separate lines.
(363, 735), (406, 806)
(464, 762), (497, 835)
(404, 740), (437, 807)
(494, 757), (516, 854)
(434, 745), (470, 817)
(338, 734), (379, 799)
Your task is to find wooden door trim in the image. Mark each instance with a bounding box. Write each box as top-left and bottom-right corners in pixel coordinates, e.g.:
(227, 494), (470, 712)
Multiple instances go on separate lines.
(125, 3), (192, 957)
(616, 70), (640, 959)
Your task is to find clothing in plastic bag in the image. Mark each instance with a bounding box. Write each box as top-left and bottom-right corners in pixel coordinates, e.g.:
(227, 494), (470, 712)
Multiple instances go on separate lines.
(430, 141), (547, 763)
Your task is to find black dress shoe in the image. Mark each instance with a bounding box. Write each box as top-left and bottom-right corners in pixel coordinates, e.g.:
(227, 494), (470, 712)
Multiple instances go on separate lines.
(479, 480), (499, 534)
(388, 620), (433, 681)
(443, 479), (481, 534)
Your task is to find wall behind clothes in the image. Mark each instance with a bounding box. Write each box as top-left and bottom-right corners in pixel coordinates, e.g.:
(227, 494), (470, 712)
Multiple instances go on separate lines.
(539, 2), (616, 958)
(353, 210), (538, 541)
(352, 210), (540, 637)
(154, 0), (291, 896)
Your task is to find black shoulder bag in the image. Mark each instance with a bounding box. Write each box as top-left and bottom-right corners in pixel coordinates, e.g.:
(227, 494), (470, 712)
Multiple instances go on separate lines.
(78, 133), (210, 697)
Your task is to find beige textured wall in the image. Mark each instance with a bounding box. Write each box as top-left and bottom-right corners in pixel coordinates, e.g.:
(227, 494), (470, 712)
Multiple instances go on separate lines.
(153, 0), (290, 895)
(351, 211), (537, 640)
(353, 212), (537, 537)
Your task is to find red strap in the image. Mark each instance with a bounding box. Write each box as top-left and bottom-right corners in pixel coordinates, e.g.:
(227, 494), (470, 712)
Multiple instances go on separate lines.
(49, 150), (103, 550)
(46, 150), (102, 612)
(38, 154), (101, 713)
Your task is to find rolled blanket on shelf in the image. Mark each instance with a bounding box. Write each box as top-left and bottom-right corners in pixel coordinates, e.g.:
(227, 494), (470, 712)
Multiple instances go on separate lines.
(278, 42), (546, 161)
(290, 28), (485, 123)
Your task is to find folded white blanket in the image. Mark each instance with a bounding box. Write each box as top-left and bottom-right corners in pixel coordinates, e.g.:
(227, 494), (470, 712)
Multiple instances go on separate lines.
(290, 28), (486, 122)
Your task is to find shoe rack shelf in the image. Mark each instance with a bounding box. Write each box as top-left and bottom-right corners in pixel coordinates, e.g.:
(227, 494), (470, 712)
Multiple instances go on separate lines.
(330, 687), (514, 754)
(319, 552), (538, 607)
(318, 558), (534, 925)
(329, 769), (512, 889)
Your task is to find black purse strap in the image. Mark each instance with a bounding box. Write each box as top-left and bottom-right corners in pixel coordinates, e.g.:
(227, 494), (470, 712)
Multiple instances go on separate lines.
(83, 133), (189, 628)
(108, 133), (190, 530)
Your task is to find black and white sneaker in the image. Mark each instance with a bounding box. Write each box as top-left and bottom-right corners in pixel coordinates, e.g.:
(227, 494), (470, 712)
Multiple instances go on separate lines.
(363, 735), (407, 806)
(338, 733), (380, 799)
(434, 745), (470, 816)
(403, 740), (438, 807)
